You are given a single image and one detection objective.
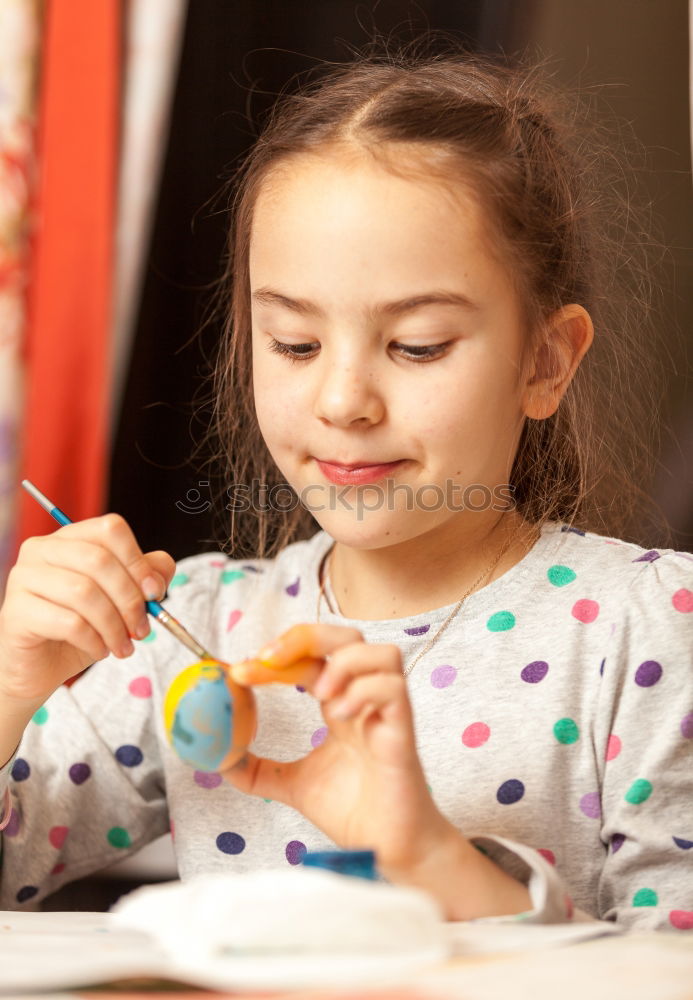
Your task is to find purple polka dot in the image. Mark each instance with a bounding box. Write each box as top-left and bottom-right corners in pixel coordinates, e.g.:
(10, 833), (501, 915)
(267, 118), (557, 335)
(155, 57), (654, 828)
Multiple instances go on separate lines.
(10, 758), (30, 781)
(69, 763), (91, 785)
(521, 661), (548, 684)
(295, 685), (306, 693)
(16, 885), (38, 904)
(611, 833), (626, 853)
(115, 745), (143, 767)
(430, 664), (457, 689)
(286, 840), (307, 865)
(4, 809), (20, 837)
(673, 837), (693, 850)
(680, 713), (693, 739)
(497, 779), (525, 804)
(194, 770), (222, 789)
(634, 660), (662, 687)
(599, 658), (606, 677)
(311, 726), (328, 748)
(633, 550), (660, 563)
(404, 624), (430, 637)
(580, 792), (601, 818)
(285, 577), (300, 596)
(216, 832), (245, 855)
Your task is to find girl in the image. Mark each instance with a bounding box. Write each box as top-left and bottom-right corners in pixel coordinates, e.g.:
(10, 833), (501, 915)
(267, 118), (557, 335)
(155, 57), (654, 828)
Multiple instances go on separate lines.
(0, 48), (691, 930)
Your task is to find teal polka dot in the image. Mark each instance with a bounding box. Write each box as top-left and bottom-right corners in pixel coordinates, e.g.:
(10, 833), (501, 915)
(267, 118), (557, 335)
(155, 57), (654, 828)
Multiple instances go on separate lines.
(169, 573), (190, 588)
(633, 888), (658, 907)
(487, 611), (516, 632)
(263, 798), (272, 803)
(221, 570), (245, 584)
(547, 565), (577, 587)
(107, 827), (132, 848)
(625, 779), (653, 805)
(138, 629), (157, 643)
(553, 718), (580, 744)
(32, 706), (48, 726)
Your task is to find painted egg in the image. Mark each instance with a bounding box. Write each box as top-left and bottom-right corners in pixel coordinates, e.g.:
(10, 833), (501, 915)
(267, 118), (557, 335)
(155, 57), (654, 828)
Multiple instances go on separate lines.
(163, 659), (256, 772)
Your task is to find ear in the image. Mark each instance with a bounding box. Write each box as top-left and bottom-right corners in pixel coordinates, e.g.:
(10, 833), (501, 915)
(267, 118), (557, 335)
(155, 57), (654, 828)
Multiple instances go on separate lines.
(521, 304), (594, 420)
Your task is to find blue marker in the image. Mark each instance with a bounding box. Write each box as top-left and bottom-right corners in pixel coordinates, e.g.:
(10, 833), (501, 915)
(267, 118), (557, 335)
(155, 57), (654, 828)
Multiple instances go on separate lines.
(21, 479), (213, 661)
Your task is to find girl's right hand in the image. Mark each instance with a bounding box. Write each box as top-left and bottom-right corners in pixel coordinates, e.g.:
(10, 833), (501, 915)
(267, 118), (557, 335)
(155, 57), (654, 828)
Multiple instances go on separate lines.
(0, 514), (175, 706)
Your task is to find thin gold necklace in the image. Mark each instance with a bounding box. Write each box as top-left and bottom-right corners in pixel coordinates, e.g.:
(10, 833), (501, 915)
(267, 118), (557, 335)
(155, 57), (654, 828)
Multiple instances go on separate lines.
(316, 528), (515, 677)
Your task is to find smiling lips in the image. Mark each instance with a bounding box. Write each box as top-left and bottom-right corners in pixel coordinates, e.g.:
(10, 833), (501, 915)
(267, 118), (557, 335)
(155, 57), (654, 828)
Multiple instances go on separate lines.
(315, 459), (405, 485)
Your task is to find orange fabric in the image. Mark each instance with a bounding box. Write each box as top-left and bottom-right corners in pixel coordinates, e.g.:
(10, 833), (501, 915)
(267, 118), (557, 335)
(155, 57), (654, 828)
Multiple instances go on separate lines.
(17, 0), (120, 539)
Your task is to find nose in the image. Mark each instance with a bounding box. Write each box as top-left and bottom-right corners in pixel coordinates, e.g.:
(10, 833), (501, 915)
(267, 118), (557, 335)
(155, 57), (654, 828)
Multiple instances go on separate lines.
(314, 359), (385, 428)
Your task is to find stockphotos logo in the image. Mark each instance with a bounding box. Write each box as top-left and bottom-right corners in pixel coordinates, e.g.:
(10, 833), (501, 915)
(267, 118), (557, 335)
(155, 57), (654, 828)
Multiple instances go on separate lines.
(176, 480), (516, 521)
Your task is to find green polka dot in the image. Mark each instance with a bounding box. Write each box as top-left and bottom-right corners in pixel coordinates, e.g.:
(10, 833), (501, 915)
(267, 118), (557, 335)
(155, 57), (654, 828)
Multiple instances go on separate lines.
(32, 706), (48, 725)
(554, 718), (580, 744)
(486, 611), (516, 632)
(221, 570), (245, 584)
(107, 827), (132, 849)
(169, 573), (190, 588)
(263, 798), (272, 803)
(625, 779), (653, 805)
(138, 629), (157, 643)
(633, 888), (658, 907)
(547, 565), (577, 587)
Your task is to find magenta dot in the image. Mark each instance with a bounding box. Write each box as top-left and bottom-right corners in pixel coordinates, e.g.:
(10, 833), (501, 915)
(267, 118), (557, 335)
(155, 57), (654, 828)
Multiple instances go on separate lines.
(521, 660), (548, 684)
(537, 848), (556, 865)
(430, 664), (457, 689)
(635, 660), (662, 687)
(4, 809), (20, 837)
(462, 722), (490, 748)
(672, 588), (693, 613)
(311, 726), (328, 748)
(579, 792), (601, 818)
(286, 840), (307, 865)
(194, 770), (223, 789)
(605, 734), (622, 761)
(51, 862), (66, 876)
(128, 676), (152, 698)
(49, 825), (69, 849)
(572, 599), (600, 624)
(681, 713), (693, 739)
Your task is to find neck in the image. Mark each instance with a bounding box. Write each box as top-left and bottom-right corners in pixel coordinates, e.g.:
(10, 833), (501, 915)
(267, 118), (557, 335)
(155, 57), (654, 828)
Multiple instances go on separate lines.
(326, 511), (539, 620)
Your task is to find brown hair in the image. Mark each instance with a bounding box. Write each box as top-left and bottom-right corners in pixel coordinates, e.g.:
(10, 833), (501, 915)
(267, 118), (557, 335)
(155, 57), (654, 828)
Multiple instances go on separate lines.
(208, 41), (672, 558)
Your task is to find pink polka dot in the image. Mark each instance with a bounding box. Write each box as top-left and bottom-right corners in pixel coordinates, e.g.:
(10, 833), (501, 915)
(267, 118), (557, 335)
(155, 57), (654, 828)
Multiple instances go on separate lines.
(672, 589), (693, 613)
(311, 726), (328, 748)
(227, 609), (243, 631)
(462, 722), (490, 748)
(51, 863), (65, 876)
(194, 771), (222, 789)
(209, 560), (225, 568)
(128, 676), (152, 698)
(48, 826), (69, 849)
(537, 848), (556, 865)
(564, 894), (574, 919)
(170, 820), (175, 839)
(572, 599), (600, 624)
(605, 734), (622, 761)
(669, 910), (693, 930)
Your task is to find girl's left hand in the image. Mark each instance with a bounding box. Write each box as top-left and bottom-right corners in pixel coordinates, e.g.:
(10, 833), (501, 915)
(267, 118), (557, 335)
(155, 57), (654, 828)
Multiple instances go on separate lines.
(224, 624), (453, 875)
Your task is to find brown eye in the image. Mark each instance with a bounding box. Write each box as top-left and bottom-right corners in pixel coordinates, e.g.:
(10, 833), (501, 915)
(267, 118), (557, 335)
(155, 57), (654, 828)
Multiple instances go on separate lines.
(391, 341), (452, 362)
(268, 339), (319, 361)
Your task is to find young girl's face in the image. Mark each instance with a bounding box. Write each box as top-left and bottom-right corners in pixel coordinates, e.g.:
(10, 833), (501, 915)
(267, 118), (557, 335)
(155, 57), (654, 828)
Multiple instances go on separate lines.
(249, 148), (534, 549)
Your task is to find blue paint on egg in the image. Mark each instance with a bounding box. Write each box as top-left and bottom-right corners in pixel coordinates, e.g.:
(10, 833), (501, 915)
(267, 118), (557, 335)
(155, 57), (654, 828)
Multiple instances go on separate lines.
(171, 674), (233, 771)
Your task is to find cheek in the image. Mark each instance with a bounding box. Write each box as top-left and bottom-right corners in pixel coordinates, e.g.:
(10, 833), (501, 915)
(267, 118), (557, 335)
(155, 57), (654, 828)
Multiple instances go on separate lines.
(252, 356), (304, 449)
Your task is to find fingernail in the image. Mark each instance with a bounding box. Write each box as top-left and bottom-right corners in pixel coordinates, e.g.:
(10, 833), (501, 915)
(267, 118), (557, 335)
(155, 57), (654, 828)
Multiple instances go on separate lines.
(257, 641), (279, 665)
(135, 616), (150, 640)
(119, 639), (135, 658)
(142, 576), (162, 601)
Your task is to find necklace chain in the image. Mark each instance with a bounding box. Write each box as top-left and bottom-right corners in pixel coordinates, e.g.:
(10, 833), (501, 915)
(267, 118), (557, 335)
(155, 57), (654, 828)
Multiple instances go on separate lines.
(316, 529), (515, 677)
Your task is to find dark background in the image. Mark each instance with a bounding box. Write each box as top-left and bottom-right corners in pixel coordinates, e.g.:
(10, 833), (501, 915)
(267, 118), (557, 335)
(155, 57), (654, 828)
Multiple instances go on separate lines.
(108, 0), (692, 560)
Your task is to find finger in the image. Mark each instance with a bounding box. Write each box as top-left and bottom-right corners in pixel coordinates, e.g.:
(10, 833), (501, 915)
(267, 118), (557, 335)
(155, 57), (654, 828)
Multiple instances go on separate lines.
(47, 514), (170, 602)
(220, 750), (295, 805)
(24, 536), (152, 645)
(312, 643), (403, 701)
(6, 591), (109, 665)
(13, 563), (137, 658)
(142, 550), (177, 594)
(256, 623), (364, 670)
(229, 656), (323, 687)
(327, 672), (410, 723)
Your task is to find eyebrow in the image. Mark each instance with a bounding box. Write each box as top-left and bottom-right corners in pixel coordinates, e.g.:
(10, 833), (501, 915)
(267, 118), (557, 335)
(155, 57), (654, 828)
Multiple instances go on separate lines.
(251, 287), (479, 318)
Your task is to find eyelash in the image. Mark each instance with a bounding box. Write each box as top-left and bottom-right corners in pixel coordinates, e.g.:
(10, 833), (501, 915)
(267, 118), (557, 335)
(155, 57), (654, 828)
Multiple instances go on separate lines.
(267, 338), (451, 364)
